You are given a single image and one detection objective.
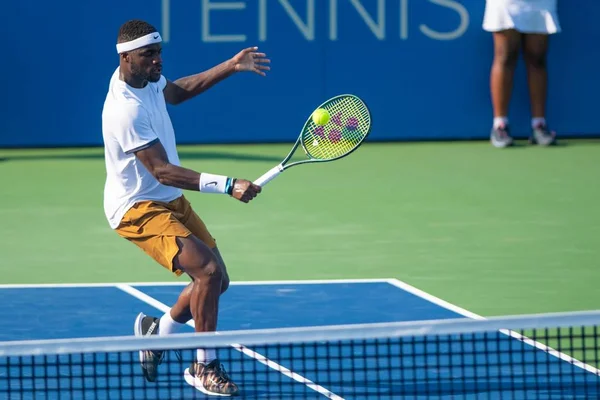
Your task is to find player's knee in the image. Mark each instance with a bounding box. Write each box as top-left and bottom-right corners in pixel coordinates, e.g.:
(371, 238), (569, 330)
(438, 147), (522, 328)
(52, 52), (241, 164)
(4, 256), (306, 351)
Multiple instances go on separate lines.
(494, 47), (519, 68)
(184, 257), (222, 284)
(202, 258), (223, 280)
(524, 50), (547, 69)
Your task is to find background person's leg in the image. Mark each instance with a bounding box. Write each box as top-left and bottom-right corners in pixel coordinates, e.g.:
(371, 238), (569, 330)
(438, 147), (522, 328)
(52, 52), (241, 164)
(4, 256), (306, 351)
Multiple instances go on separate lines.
(523, 33), (557, 145)
(489, 29), (521, 148)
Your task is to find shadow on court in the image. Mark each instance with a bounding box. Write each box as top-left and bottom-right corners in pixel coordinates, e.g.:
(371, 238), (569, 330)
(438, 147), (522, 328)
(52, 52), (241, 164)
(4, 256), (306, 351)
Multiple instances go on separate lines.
(0, 149), (282, 163)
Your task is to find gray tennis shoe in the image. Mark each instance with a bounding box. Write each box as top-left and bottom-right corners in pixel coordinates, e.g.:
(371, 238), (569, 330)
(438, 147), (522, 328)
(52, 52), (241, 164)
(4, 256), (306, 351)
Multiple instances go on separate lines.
(530, 123), (557, 146)
(184, 359), (240, 396)
(490, 124), (514, 148)
(134, 312), (164, 382)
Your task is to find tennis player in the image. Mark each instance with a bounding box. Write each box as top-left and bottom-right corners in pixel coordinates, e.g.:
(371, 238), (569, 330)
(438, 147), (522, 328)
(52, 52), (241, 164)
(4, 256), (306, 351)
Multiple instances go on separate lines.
(101, 19), (270, 396)
(483, 0), (559, 148)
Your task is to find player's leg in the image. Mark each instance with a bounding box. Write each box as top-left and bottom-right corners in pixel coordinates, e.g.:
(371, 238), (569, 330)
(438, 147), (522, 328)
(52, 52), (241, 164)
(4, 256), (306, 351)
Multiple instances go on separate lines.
(141, 248), (228, 350)
(149, 248), (229, 392)
(489, 29), (521, 148)
(143, 195), (231, 336)
(523, 33), (556, 145)
(173, 235), (239, 396)
(117, 199), (197, 382)
(152, 196), (231, 333)
(164, 281), (194, 325)
(172, 236), (222, 333)
(132, 281), (193, 380)
(212, 247), (230, 294)
(156, 196), (236, 395)
(172, 197), (237, 395)
(120, 197), (237, 394)
(153, 247), (229, 330)
(115, 199), (215, 380)
(155, 195), (230, 325)
(147, 250), (228, 333)
(177, 196), (231, 295)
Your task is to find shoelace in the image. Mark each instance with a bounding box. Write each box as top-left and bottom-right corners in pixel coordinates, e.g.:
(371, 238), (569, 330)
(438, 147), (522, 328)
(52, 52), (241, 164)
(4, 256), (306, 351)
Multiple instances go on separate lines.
(202, 363), (231, 385)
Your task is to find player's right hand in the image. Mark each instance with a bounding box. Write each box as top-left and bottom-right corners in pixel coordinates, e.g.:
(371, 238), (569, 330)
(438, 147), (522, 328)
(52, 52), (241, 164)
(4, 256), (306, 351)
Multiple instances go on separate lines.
(230, 179), (262, 203)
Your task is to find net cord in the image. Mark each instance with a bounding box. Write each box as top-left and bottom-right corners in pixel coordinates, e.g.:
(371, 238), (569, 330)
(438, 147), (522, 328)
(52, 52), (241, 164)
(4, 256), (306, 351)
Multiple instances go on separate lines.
(1, 310), (599, 358)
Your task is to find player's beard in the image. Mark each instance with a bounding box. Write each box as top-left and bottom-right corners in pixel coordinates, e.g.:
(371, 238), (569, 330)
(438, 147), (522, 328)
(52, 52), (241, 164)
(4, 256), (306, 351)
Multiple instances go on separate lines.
(130, 62), (159, 84)
(147, 72), (161, 83)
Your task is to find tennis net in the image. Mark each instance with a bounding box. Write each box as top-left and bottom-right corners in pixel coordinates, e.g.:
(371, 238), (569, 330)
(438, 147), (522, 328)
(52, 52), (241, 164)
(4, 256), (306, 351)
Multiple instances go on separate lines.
(1, 310), (600, 399)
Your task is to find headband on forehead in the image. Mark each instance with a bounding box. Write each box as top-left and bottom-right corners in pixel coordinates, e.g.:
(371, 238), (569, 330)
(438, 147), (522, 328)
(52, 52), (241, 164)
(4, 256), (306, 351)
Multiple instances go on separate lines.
(116, 32), (162, 54)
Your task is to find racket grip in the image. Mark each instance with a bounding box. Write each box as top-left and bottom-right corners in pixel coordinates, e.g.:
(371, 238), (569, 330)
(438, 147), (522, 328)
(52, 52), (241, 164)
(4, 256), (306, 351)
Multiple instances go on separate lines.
(254, 165), (283, 187)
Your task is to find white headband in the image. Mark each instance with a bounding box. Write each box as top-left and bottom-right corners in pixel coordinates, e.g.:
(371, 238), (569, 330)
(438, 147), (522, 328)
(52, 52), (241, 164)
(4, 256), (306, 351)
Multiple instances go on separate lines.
(116, 32), (162, 54)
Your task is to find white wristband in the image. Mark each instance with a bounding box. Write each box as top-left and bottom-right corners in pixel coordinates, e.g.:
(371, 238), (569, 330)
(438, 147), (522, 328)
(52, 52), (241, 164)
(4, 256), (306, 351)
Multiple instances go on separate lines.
(199, 173), (232, 194)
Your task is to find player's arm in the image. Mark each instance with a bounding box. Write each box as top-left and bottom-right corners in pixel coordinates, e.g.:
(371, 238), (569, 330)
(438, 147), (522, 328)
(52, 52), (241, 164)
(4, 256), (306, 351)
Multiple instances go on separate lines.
(162, 59), (235, 105)
(163, 46), (270, 105)
(134, 141), (261, 203)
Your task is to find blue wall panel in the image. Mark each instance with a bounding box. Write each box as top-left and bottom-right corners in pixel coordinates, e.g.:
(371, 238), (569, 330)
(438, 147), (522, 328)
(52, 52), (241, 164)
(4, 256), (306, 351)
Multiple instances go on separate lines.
(1, 0), (598, 147)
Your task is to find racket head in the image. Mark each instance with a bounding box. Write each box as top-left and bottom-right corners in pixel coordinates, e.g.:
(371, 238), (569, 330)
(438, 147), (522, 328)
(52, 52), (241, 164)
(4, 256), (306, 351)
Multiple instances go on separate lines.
(300, 94), (371, 161)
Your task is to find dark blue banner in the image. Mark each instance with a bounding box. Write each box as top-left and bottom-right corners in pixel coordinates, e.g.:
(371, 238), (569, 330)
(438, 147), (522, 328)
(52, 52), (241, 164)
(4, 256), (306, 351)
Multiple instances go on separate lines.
(1, 1), (598, 147)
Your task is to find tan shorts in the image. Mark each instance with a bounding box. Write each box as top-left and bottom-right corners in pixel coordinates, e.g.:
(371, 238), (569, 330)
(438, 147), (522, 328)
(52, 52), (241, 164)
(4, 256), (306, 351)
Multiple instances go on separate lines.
(115, 195), (216, 276)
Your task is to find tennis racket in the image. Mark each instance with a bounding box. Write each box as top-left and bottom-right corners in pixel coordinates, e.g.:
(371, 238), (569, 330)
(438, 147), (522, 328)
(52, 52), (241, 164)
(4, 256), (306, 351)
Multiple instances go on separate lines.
(254, 94), (372, 187)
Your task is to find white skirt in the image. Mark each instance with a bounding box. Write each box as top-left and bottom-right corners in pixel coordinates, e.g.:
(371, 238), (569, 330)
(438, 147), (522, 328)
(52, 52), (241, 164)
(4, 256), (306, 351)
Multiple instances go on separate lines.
(483, 0), (561, 34)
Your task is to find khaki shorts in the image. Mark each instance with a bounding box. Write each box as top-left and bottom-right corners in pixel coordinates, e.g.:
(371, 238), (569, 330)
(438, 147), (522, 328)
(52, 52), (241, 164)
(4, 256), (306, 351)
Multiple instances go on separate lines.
(115, 195), (216, 276)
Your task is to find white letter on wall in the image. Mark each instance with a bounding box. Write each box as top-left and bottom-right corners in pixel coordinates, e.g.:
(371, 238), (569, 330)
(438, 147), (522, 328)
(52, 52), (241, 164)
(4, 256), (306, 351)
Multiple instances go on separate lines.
(259, 0), (315, 41)
(399, 0), (408, 40)
(349, 0), (386, 40)
(330, 0), (385, 41)
(329, 0), (338, 41)
(162, 0), (170, 43)
(259, 0), (267, 41)
(420, 0), (469, 40)
(202, 0), (247, 42)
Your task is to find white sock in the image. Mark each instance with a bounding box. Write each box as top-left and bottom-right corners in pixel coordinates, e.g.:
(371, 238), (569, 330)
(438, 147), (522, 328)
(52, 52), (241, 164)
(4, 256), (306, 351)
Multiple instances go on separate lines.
(197, 348), (217, 364)
(532, 117), (546, 128)
(158, 311), (185, 336)
(493, 117), (509, 129)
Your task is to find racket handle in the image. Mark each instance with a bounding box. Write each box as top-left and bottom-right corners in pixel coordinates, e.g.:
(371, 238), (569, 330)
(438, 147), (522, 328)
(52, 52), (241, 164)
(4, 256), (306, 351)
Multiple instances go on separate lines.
(254, 165), (283, 187)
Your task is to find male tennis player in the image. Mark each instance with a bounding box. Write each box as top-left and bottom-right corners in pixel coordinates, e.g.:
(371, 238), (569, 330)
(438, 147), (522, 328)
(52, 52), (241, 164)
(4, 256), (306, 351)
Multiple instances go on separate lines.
(483, 0), (559, 148)
(101, 19), (270, 396)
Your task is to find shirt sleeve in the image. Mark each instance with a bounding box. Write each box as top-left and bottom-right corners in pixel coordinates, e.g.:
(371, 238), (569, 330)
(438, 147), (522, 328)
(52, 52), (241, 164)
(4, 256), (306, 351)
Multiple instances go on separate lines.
(115, 105), (159, 155)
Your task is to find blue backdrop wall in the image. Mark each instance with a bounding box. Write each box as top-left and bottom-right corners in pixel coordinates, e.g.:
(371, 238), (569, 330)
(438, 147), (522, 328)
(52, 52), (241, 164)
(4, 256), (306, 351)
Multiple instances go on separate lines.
(2, 0), (598, 147)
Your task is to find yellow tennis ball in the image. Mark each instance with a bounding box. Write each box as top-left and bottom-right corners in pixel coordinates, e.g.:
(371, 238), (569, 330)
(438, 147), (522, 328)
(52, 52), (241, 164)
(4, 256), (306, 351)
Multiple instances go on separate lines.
(312, 108), (330, 126)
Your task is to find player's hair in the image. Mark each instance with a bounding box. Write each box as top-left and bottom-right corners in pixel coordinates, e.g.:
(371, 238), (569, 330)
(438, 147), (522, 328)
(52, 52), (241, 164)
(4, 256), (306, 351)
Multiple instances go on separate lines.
(117, 20), (158, 43)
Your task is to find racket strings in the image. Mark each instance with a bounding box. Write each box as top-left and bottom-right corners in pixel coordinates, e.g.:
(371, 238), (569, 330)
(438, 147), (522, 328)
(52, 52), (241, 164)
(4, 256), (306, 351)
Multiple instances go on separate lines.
(302, 96), (370, 160)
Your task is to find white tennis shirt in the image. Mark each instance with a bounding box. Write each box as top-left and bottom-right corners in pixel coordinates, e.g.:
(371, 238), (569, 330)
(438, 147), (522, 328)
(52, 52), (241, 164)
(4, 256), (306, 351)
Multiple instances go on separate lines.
(101, 67), (182, 229)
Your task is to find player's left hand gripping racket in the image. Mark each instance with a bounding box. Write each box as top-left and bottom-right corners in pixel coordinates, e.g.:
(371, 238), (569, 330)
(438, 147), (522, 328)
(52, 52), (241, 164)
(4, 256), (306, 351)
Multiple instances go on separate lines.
(254, 94), (372, 187)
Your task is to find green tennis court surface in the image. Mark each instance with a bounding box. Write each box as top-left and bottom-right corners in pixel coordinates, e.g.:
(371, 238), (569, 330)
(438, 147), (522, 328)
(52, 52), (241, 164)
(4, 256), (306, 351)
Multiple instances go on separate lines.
(1, 140), (599, 317)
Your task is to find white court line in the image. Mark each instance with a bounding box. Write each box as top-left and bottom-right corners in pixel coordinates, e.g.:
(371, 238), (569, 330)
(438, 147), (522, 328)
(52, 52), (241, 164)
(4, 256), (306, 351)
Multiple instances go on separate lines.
(0, 278), (390, 289)
(386, 279), (483, 320)
(116, 284), (344, 400)
(386, 278), (600, 376)
(7, 278), (597, 375)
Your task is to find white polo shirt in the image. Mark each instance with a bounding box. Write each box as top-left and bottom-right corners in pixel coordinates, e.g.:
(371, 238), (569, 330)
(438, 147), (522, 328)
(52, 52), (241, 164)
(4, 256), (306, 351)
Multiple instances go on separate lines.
(101, 67), (182, 229)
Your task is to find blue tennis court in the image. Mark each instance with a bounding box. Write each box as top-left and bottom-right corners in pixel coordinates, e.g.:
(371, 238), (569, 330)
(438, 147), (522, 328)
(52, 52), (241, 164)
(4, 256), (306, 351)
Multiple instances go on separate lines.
(0, 279), (598, 399)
